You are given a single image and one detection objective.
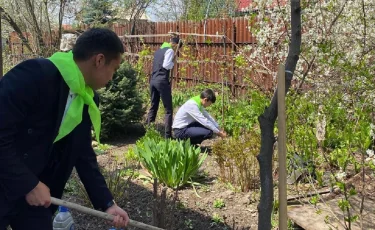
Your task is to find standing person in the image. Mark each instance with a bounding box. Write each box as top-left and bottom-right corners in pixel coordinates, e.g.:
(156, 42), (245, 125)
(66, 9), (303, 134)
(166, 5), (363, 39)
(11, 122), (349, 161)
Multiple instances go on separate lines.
(0, 28), (129, 229)
(146, 37), (181, 138)
(172, 89), (227, 145)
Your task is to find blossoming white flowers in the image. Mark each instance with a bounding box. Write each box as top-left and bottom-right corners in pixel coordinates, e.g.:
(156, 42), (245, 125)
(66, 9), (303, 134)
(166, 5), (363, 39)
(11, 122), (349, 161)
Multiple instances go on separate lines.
(245, 0), (375, 91)
(366, 149), (375, 165)
(336, 168), (347, 181)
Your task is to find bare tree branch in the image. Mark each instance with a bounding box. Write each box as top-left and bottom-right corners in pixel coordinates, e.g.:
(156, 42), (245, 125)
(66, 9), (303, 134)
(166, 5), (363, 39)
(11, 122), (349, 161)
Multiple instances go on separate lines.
(44, 0), (53, 46)
(24, 0), (44, 51)
(0, 6), (33, 52)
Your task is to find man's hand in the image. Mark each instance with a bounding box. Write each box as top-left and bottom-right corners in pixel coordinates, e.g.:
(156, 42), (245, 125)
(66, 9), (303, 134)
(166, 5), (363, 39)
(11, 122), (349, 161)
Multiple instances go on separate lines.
(25, 181), (51, 208)
(218, 130), (227, 138)
(106, 204), (130, 228)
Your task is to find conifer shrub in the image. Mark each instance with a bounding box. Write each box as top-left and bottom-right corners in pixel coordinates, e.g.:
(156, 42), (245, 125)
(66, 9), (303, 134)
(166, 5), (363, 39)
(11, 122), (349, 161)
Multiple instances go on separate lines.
(97, 62), (145, 140)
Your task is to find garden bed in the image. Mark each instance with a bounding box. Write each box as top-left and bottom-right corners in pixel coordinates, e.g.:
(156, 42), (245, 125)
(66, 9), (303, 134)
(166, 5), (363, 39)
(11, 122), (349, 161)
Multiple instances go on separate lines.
(63, 134), (260, 230)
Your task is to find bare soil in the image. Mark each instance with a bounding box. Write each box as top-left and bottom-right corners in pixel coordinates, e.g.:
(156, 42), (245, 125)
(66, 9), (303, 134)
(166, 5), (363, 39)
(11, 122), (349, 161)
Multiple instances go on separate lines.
(63, 128), (259, 230)
(62, 125), (375, 230)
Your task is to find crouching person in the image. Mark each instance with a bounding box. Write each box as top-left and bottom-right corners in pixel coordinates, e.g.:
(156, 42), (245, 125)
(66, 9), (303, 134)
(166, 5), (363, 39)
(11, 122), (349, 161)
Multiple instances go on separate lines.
(172, 89), (227, 145)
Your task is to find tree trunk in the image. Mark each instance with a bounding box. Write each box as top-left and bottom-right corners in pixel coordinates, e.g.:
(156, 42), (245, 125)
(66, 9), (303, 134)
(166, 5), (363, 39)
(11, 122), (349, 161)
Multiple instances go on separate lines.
(24, 0), (44, 53)
(257, 1), (301, 229)
(44, 0), (53, 47)
(0, 7), (33, 52)
(57, 0), (66, 49)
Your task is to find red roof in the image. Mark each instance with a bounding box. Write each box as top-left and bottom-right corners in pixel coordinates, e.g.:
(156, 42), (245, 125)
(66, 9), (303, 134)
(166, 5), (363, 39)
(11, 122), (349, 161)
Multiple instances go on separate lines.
(62, 24), (73, 30)
(237, 0), (251, 10)
(236, 0), (287, 11)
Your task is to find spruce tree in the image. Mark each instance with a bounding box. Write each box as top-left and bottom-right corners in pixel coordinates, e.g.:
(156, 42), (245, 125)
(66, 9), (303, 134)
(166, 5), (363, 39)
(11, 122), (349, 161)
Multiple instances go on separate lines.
(81, 0), (116, 26)
(97, 62), (145, 140)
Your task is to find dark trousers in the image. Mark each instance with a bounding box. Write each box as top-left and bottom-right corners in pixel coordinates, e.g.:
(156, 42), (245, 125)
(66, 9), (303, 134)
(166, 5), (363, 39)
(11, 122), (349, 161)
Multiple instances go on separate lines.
(146, 79), (173, 138)
(173, 122), (213, 145)
(1, 203), (53, 230)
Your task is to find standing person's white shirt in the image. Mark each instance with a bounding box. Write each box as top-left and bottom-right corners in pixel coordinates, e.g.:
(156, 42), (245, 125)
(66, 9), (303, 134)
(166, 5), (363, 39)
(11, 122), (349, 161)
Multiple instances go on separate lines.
(162, 49), (174, 70)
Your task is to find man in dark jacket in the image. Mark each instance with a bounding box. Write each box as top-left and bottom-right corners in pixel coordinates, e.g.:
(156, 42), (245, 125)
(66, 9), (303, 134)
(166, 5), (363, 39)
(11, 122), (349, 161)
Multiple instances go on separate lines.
(0, 28), (129, 229)
(146, 37), (181, 138)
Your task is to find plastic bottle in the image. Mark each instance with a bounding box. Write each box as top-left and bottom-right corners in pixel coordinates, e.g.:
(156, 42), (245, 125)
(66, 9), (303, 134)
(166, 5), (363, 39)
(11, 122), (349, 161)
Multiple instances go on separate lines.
(53, 206), (75, 230)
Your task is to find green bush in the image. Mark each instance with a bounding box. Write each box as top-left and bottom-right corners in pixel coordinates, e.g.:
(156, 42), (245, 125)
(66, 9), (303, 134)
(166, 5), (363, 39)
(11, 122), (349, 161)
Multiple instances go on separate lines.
(134, 137), (207, 189)
(210, 90), (269, 137)
(138, 125), (163, 143)
(97, 62), (146, 140)
(212, 129), (260, 192)
(285, 89), (373, 176)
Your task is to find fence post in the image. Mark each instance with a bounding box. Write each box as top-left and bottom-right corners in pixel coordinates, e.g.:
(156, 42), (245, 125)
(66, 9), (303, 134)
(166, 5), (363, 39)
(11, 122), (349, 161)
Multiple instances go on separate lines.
(222, 20), (226, 127)
(231, 21), (237, 96)
(277, 64), (287, 230)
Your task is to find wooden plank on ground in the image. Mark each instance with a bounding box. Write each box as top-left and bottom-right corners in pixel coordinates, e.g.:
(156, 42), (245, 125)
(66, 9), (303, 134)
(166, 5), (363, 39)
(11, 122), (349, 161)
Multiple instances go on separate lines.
(288, 205), (346, 230)
(288, 195), (375, 230)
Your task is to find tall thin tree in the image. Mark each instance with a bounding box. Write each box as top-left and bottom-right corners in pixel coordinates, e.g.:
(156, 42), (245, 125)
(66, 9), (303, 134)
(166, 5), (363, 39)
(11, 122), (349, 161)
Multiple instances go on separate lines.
(257, 0), (301, 229)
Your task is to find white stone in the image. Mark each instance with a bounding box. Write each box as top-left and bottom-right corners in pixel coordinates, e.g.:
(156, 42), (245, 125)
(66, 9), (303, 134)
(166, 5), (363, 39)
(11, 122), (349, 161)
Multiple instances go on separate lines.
(60, 33), (78, 52)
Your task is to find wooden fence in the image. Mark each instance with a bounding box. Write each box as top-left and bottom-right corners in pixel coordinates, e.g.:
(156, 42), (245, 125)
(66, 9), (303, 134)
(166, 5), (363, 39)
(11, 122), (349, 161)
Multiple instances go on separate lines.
(7, 17), (276, 95)
(114, 18), (275, 95)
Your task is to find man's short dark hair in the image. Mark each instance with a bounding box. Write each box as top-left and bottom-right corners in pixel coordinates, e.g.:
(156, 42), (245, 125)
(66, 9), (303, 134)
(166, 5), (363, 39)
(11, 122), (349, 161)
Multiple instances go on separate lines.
(200, 89), (216, 103)
(171, 37), (183, 48)
(73, 28), (124, 64)
(171, 37), (180, 44)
